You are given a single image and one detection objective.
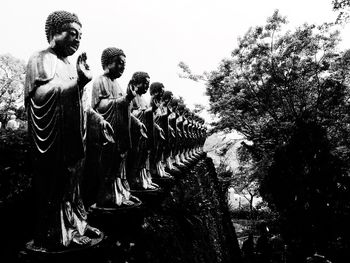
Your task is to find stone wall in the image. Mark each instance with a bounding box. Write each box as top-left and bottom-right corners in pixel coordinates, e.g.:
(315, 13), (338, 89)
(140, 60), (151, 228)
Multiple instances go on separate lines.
(0, 136), (242, 263)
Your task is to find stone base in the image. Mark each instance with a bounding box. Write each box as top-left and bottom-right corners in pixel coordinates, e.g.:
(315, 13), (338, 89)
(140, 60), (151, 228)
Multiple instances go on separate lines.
(20, 233), (104, 262)
(89, 201), (142, 216)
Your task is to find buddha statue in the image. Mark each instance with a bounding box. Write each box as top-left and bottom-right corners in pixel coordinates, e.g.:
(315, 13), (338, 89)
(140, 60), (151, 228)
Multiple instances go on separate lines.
(25, 10), (102, 249)
(165, 97), (181, 173)
(173, 104), (187, 168)
(127, 73), (160, 190)
(150, 84), (172, 178)
(88, 47), (144, 207)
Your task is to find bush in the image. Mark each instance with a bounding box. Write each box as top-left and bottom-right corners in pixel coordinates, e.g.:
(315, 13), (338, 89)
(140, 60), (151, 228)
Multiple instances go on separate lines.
(0, 128), (32, 204)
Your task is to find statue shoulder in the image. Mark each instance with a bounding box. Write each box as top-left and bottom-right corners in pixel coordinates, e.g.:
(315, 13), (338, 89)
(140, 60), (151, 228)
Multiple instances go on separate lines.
(25, 48), (58, 102)
(92, 75), (106, 87)
(27, 49), (58, 79)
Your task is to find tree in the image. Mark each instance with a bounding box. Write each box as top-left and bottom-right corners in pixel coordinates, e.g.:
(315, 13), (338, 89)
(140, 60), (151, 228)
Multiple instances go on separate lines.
(230, 144), (260, 212)
(332, 0), (350, 23)
(208, 10), (350, 161)
(0, 53), (26, 122)
(206, 10), (350, 258)
(193, 103), (205, 114)
(178, 61), (205, 82)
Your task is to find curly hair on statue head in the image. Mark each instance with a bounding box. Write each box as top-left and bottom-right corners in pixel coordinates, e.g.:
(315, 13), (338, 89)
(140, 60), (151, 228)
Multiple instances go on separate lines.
(149, 82), (165, 96)
(162, 90), (173, 101)
(169, 97), (179, 108)
(101, 47), (125, 69)
(45, 10), (81, 43)
(129, 71), (150, 85)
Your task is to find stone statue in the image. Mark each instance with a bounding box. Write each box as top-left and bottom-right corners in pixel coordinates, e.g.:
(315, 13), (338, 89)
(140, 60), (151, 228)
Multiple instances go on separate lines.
(127, 74), (160, 190)
(180, 108), (193, 165)
(150, 84), (172, 178)
(173, 104), (190, 167)
(88, 47), (144, 207)
(25, 11), (102, 249)
(166, 97), (181, 173)
(191, 117), (202, 157)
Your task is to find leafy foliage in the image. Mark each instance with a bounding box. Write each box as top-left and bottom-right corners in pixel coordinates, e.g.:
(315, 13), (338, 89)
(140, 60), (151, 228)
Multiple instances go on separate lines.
(0, 53), (26, 122)
(206, 10), (350, 258)
(178, 61), (205, 82)
(332, 0), (350, 23)
(0, 128), (32, 203)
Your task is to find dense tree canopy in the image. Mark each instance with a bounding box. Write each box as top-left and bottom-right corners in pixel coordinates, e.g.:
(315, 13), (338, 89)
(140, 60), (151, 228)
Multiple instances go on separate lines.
(333, 0), (350, 23)
(206, 10), (350, 259)
(208, 10), (350, 162)
(0, 53), (26, 122)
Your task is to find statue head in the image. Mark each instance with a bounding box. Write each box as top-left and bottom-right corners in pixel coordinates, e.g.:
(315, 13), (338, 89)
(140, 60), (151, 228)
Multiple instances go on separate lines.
(149, 82), (165, 101)
(101, 47), (126, 80)
(177, 104), (185, 115)
(128, 71), (150, 95)
(169, 97), (179, 112)
(183, 107), (190, 118)
(161, 90), (173, 107)
(45, 11), (82, 57)
(149, 82), (165, 111)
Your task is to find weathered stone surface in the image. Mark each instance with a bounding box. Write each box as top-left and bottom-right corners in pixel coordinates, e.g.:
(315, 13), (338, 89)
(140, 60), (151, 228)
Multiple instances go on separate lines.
(0, 147), (242, 262)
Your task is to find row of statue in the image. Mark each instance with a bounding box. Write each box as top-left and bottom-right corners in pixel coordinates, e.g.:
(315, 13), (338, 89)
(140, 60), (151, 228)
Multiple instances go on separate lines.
(24, 10), (207, 251)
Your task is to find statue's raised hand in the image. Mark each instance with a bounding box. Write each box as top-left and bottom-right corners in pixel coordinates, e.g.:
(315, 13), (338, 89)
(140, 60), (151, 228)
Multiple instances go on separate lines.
(77, 52), (92, 87)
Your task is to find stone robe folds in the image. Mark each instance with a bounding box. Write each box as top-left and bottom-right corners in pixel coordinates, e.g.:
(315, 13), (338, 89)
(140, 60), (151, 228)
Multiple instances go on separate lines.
(127, 95), (158, 189)
(90, 76), (133, 207)
(25, 48), (91, 248)
(152, 106), (169, 177)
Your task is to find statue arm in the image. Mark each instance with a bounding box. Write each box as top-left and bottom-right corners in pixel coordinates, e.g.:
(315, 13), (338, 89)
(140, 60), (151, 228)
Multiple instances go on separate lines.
(91, 77), (116, 112)
(25, 50), (89, 105)
(131, 114), (148, 138)
(25, 50), (77, 104)
(131, 114), (142, 127)
(87, 108), (115, 144)
(95, 97), (116, 113)
(154, 123), (165, 140)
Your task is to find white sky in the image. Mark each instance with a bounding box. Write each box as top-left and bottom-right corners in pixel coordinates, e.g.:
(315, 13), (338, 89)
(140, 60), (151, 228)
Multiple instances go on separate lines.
(1, 0), (349, 122)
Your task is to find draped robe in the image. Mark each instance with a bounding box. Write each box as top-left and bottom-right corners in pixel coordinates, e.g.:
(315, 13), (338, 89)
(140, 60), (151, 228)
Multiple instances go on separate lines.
(25, 48), (90, 248)
(127, 95), (156, 189)
(89, 75), (133, 207)
(166, 111), (177, 167)
(152, 106), (169, 177)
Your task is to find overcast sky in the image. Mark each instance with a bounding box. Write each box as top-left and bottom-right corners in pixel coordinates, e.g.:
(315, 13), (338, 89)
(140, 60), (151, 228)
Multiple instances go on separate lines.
(1, 0), (348, 121)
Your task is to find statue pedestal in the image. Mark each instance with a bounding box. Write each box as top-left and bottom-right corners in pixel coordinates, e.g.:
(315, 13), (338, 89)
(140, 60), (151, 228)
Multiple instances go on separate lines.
(89, 201), (142, 216)
(88, 202), (144, 237)
(20, 234), (104, 262)
(87, 203), (145, 263)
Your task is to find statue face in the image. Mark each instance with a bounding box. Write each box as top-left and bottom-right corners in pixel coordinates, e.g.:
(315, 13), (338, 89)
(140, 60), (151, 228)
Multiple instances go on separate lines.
(162, 97), (171, 107)
(152, 89), (164, 102)
(136, 77), (150, 95)
(52, 22), (82, 57)
(169, 104), (177, 112)
(109, 55), (126, 79)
